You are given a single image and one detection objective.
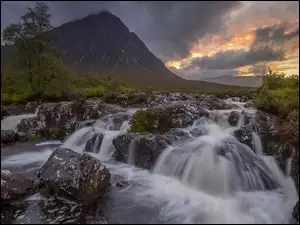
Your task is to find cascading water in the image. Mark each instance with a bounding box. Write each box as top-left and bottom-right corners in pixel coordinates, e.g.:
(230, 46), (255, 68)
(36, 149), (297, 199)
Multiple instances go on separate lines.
(1, 102), (298, 224)
(1, 106), (40, 131)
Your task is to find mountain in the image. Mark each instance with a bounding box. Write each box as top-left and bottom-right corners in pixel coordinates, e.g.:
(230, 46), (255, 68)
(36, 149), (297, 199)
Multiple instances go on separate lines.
(203, 75), (263, 88)
(1, 11), (251, 90)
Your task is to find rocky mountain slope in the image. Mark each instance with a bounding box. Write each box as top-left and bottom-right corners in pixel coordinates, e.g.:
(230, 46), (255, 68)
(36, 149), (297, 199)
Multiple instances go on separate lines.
(1, 11), (250, 90)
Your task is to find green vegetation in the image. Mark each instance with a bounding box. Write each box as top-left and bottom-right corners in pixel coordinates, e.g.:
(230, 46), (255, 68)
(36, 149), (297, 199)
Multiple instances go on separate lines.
(253, 69), (299, 119)
(129, 108), (162, 133)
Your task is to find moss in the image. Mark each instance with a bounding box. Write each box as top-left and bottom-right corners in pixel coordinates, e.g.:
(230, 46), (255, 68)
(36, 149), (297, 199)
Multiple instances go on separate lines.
(129, 108), (162, 133)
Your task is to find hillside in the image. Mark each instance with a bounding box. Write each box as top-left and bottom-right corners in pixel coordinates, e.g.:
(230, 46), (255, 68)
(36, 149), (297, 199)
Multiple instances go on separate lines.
(1, 11), (252, 91)
(203, 75), (263, 88)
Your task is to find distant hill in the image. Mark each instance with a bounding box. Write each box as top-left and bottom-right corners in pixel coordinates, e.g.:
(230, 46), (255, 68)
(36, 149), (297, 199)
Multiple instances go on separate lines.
(203, 75), (263, 88)
(1, 11), (253, 91)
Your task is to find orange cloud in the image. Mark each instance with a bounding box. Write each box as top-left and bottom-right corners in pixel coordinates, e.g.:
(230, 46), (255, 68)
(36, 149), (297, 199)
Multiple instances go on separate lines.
(165, 12), (299, 76)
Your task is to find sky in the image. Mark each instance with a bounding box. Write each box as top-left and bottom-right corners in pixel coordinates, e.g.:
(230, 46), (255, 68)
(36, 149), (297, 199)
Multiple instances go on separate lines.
(1, 1), (299, 79)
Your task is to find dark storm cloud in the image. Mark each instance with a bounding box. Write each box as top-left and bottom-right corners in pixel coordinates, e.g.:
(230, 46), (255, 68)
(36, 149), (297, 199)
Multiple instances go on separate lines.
(252, 24), (299, 47)
(136, 1), (241, 60)
(1, 1), (241, 60)
(189, 46), (285, 70)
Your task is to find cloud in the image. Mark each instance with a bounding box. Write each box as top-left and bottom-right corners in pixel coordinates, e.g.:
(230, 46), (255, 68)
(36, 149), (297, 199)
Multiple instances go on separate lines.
(252, 24), (299, 47)
(189, 46), (285, 70)
(1, 1), (241, 60)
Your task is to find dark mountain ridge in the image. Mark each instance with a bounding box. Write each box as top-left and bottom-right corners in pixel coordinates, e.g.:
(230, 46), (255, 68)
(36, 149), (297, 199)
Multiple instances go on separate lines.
(1, 10), (250, 90)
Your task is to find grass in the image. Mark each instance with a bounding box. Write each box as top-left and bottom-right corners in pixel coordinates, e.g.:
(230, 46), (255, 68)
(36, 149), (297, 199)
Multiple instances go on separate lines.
(1, 67), (257, 106)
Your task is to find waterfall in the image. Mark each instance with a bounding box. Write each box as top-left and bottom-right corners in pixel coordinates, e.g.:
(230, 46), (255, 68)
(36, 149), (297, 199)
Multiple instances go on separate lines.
(1, 102), (298, 224)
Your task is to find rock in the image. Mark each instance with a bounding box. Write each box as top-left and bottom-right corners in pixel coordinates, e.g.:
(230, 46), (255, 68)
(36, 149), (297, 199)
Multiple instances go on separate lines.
(17, 117), (39, 136)
(228, 111), (240, 126)
(165, 128), (191, 142)
(84, 133), (104, 153)
(234, 124), (254, 150)
(293, 201), (299, 222)
(38, 126), (67, 140)
(16, 132), (28, 142)
(71, 120), (96, 132)
(1, 170), (35, 203)
(1, 105), (10, 119)
(17, 100), (125, 139)
(1, 130), (17, 144)
(102, 113), (130, 130)
(228, 111), (254, 127)
(112, 133), (140, 162)
(113, 133), (172, 169)
(197, 95), (233, 110)
(244, 101), (253, 108)
(37, 148), (110, 205)
(189, 127), (207, 137)
(155, 101), (210, 133)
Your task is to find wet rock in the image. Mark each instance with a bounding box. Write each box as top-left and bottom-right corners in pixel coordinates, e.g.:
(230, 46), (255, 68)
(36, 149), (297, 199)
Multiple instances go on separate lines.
(165, 128), (190, 142)
(1, 130), (17, 144)
(16, 132), (28, 142)
(1, 198), (108, 224)
(234, 124), (254, 150)
(17, 100), (125, 139)
(37, 148), (110, 205)
(228, 111), (253, 127)
(197, 95), (233, 110)
(102, 113), (130, 130)
(113, 133), (172, 169)
(228, 111), (240, 126)
(38, 126), (67, 140)
(84, 133), (104, 153)
(148, 101), (210, 133)
(1, 105), (10, 119)
(71, 120), (96, 133)
(255, 110), (280, 140)
(17, 117), (39, 136)
(112, 133), (140, 162)
(293, 201), (299, 223)
(189, 127), (207, 137)
(1, 170), (35, 203)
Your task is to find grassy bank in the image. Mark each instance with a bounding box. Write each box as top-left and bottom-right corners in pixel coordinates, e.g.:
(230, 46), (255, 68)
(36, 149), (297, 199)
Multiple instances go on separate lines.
(1, 69), (257, 106)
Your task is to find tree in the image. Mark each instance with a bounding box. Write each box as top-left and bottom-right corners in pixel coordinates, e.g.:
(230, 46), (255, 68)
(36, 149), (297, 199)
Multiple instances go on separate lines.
(2, 2), (63, 96)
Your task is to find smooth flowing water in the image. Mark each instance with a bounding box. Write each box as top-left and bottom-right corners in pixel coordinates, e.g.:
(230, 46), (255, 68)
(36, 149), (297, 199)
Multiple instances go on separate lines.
(1, 107), (40, 131)
(1, 102), (298, 224)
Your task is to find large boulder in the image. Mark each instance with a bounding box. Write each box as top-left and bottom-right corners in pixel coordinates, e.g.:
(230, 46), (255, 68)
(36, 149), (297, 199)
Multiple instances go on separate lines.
(17, 99), (125, 138)
(228, 111), (253, 127)
(84, 133), (104, 153)
(130, 101), (211, 134)
(37, 148), (110, 205)
(1, 130), (17, 144)
(1, 170), (36, 203)
(1, 102), (38, 117)
(112, 133), (171, 169)
(196, 95), (233, 110)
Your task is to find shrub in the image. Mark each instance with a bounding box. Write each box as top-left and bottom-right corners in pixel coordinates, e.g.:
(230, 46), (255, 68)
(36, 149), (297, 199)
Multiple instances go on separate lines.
(129, 108), (162, 133)
(83, 85), (107, 98)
